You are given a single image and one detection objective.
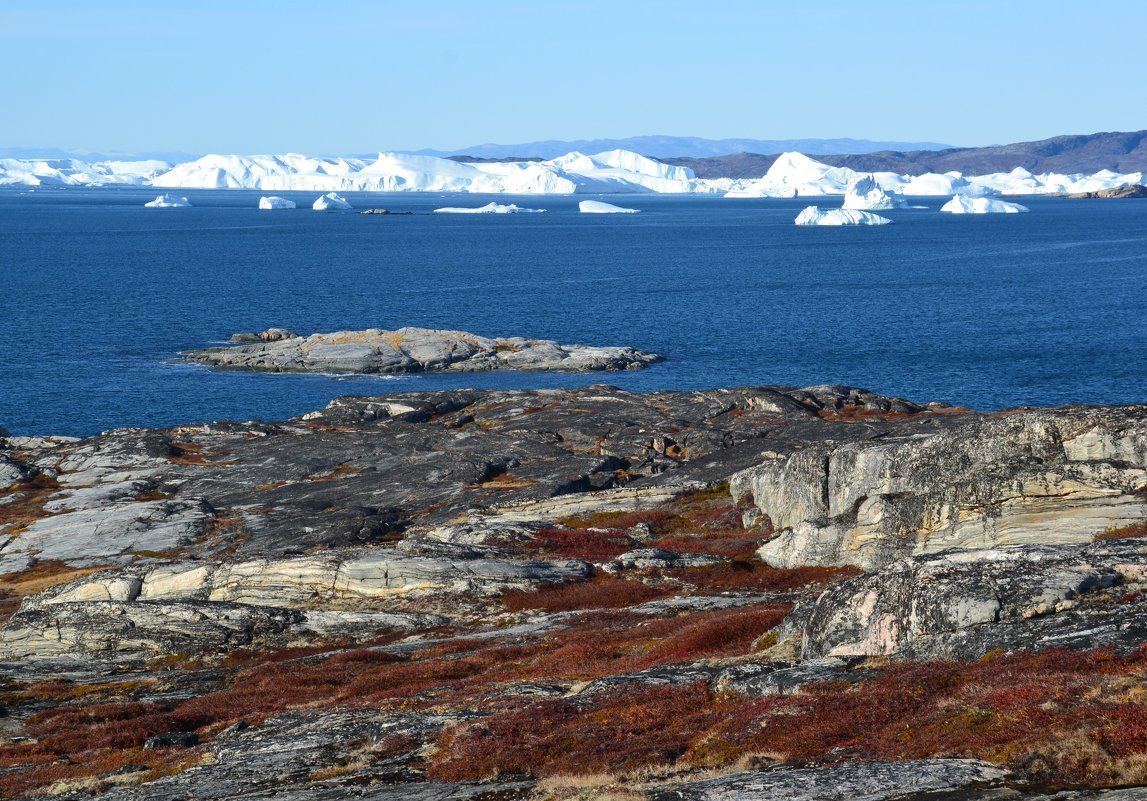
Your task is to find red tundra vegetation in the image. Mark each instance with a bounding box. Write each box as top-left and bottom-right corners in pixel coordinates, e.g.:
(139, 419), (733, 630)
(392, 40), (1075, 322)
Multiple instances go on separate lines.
(429, 646), (1147, 788)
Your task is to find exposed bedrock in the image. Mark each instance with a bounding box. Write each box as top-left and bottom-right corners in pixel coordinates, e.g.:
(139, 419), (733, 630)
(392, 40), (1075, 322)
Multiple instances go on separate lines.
(3, 386), (1144, 667)
(731, 406), (1147, 570)
(793, 538), (1147, 661)
(183, 326), (664, 373)
(649, 759), (1008, 801)
(0, 545), (585, 660)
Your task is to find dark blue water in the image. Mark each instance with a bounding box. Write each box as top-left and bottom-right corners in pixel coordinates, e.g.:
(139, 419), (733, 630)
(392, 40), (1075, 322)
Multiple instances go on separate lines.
(1, 187), (1145, 437)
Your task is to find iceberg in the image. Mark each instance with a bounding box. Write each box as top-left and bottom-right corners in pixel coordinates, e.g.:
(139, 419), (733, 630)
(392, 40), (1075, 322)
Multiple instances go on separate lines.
(579, 200), (639, 214)
(940, 194), (1029, 214)
(842, 174), (901, 210)
(313, 192), (352, 211)
(0, 157), (169, 187)
(144, 193), (191, 208)
(726, 152), (858, 198)
(4, 147), (1140, 199)
(258, 195), (296, 210)
(434, 202), (545, 214)
(147, 148), (715, 195)
(794, 206), (892, 226)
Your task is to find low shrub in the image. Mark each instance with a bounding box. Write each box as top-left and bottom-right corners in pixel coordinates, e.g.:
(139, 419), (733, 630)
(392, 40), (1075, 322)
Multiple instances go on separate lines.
(667, 561), (862, 593)
(427, 646), (1147, 787)
(502, 576), (673, 613)
(528, 527), (635, 561)
(1095, 521), (1147, 541)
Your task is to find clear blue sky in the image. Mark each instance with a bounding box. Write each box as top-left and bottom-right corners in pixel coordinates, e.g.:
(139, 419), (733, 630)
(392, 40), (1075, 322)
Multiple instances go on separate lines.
(3, 0), (1145, 155)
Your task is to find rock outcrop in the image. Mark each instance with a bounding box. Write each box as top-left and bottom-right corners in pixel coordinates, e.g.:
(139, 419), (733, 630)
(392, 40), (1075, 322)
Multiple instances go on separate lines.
(732, 406), (1147, 570)
(650, 759), (1009, 801)
(1060, 184), (1147, 199)
(793, 538), (1147, 660)
(183, 327), (663, 373)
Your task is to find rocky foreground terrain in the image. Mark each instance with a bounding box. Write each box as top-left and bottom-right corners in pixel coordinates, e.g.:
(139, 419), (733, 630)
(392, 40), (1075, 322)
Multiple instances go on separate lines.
(0, 384), (1145, 800)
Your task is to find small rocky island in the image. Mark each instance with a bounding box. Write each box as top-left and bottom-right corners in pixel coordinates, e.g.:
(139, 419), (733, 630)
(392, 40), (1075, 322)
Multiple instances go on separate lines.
(1057, 184), (1147, 199)
(0, 385), (1145, 799)
(183, 326), (663, 373)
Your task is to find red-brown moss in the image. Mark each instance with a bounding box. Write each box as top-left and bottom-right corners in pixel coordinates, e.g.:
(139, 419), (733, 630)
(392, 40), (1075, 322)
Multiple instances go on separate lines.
(1095, 521), (1147, 541)
(502, 576), (673, 612)
(428, 646), (1147, 787)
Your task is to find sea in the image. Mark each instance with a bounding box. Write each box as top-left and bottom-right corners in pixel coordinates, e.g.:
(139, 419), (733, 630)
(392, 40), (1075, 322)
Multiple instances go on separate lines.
(1, 187), (1145, 438)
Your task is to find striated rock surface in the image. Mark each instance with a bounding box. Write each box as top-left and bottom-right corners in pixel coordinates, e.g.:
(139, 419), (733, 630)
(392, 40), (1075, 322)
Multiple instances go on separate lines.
(650, 759), (1009, 801)
(732, 405), (1147, 570)
(0, 498), (213, 574)
(183, 326), (663, 374)
(793, 538), (1147, 660)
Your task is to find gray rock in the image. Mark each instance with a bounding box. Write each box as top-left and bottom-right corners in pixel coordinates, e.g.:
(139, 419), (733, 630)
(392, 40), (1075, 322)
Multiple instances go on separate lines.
(713, 656), (874, 696)
(0, 498), (213, 573)
(184, 326), (663, 374)
(144, 731), (200, 749)
(0, 599), (306, 660)
(0, 542), (583, 659)
(795, 538), (1147, 660)
(42, 479), (157, 512)
(731, 406), (1147, 569)
(230, 327), (299, 343)
(648, 758), (1009, 801)
(603, 548), (727, 571)
(0, 454), (37, 488)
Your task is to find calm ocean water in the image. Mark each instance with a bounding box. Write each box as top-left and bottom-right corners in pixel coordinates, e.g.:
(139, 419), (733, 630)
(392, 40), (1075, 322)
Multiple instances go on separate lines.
(1, 187), (1145, 437)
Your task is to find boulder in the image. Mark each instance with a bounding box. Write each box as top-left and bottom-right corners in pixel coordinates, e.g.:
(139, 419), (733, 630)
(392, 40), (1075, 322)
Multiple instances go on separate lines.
(794, 538), (1147, 660)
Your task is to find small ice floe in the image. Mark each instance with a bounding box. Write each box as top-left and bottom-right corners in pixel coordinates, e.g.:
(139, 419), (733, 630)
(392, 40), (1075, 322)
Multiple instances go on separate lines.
(312, 192), (352, 211)
(144, 193), (191, 208)
(940, 194), (1029, 214)
(794, 206), (892, 225)
(578, 200), (639, 213)
(433, 202), (545, 214)
(259, 195), (296, 210)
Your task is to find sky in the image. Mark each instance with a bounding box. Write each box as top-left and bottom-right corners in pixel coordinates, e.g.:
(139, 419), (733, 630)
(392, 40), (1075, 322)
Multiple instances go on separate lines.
(3, 0), (1145, 155)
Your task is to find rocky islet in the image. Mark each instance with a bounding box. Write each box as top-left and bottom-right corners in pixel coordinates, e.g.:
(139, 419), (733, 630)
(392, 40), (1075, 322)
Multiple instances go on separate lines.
(183, 326), (664, 374)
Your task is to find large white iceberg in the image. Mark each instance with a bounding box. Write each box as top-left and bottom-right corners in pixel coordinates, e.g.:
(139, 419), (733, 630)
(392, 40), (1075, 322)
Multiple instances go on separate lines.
(842, 174), (901, 210)
(434, 202), (545, 214)
(0, 158), (169, 187)
(144, 193), (191, 208)
(147, 148), (716, 195)
(940, 194), (1029, 214)
(313, 192), (352, 211)
(579, 200), (639, 214)
(726, 152), (858, 198)
(258, 195), (296, 210)
(794, 206), (892, 226)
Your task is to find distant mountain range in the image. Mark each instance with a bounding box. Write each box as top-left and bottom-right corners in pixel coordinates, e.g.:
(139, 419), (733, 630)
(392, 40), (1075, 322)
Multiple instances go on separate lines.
(662, 130), (1147, 178)
(416, 136), (954, 160)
